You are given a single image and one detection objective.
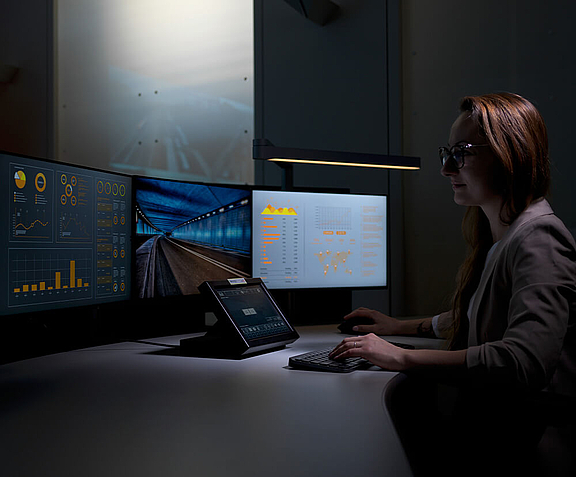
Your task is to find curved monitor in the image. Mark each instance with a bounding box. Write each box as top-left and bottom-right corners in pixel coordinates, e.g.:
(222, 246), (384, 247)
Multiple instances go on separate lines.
(0, 151), (132, 315)
(252, 189), (387, 290)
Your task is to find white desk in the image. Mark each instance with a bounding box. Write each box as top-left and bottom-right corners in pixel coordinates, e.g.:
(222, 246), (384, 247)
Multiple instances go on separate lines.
(0, 325), (439, 477)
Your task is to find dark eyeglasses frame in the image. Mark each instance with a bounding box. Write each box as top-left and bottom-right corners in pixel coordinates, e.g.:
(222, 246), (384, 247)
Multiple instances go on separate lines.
(439, 143), (490, 169)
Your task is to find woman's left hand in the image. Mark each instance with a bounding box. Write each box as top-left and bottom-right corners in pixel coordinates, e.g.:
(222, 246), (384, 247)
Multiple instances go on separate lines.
(329, 333), (410, 371)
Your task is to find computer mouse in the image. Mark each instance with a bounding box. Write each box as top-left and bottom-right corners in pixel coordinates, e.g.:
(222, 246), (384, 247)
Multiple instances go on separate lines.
(337, 315), (373, 335)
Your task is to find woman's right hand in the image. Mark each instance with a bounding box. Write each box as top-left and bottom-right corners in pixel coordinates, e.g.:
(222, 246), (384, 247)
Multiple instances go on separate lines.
(342, 307), (400, 336)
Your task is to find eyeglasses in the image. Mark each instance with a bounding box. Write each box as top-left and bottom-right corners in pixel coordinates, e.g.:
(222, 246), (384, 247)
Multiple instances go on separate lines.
(438, 143), (489, 169)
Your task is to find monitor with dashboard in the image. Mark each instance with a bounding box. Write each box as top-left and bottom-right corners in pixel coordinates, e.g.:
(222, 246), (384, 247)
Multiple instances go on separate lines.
(251, 189), (387, 291)
(0, 151), (132, 316)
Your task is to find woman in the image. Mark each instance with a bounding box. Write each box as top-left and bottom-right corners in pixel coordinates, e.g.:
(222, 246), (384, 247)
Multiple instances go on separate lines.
(331, 92), (576, 395)
(330, 92), (576, 474)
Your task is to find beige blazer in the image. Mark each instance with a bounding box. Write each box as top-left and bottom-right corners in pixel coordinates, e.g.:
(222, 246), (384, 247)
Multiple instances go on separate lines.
(465, 199), (576, 396)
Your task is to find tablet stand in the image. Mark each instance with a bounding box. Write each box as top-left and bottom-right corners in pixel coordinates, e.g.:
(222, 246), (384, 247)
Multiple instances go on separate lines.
(180, 320), (243, 358)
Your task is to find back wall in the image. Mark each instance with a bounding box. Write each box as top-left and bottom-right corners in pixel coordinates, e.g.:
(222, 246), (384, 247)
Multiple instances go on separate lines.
(400, 0), (576, 316)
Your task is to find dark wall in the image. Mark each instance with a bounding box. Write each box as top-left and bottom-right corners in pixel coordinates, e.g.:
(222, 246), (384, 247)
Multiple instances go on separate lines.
(254, 0), (404, 316)
(401, 0), (576, 315)
(0, 0), (54, 159)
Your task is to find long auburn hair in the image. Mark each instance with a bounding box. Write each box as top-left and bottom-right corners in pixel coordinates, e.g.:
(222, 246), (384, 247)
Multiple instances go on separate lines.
(448, 93), (550, 350)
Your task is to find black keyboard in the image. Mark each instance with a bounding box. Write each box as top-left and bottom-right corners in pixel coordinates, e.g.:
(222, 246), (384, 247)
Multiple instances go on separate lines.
(288, 342), (415, 373)
(288, 347), (371, 373)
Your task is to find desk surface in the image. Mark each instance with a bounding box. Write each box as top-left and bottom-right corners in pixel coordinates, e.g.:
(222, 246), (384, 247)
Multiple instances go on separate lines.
(0, 326), (441, 477)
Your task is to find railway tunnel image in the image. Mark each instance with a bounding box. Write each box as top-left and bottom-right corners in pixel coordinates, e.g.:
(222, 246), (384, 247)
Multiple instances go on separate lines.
(134, 177), (251, 298)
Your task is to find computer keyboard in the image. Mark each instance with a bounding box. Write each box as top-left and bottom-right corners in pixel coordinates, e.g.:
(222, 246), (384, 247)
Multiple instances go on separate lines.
(289, 347), (370, 372)
(288, 341), (415, 373)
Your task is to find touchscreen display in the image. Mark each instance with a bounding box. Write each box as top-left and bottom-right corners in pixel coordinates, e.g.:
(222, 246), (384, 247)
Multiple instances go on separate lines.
(215, 285), (292, 340)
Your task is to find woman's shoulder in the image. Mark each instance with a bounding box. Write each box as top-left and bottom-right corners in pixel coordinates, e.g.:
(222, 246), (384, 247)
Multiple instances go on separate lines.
(496, 201), (575, 273)
(509, 199), (575, 247)
(505, 220), (575, 288)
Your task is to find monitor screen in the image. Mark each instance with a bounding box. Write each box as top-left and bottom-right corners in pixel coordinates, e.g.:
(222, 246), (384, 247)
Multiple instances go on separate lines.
(0, 151), (132, 315)
(133, 177), (251, 297)
(252, 190), (387, 290)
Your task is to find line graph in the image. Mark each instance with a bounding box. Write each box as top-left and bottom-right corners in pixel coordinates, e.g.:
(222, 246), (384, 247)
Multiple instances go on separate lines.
(14, 218), (49, 232)
(59, 212), (92, 242)
(12, 207), (52, 240)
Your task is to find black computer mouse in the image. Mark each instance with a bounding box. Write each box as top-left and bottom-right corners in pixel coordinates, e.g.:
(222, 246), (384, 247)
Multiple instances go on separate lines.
(337, 315), (373, 334)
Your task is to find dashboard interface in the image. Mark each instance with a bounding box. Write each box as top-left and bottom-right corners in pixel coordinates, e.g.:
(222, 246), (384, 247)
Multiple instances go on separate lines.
(252, 190), (387, 290)
(1, 152), (131, 314)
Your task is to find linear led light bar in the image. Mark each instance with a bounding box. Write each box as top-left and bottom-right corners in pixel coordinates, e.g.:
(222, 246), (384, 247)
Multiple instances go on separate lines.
(253, 140), (420, 171)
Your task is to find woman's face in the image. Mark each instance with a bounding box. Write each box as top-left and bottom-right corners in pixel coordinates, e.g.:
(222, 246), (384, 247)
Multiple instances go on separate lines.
(441, 113), (503, 210)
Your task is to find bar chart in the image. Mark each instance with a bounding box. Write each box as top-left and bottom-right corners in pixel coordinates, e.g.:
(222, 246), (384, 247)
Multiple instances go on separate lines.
(9, 249), (92, 307)
(257, 200), (302, 285)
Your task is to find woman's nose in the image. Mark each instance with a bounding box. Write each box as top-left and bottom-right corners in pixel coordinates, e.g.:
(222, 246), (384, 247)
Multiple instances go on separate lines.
(441, 159), (457, 177)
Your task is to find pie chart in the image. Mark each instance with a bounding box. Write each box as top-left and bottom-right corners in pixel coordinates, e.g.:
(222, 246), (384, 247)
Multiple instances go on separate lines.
(14, 170), (26, 189)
